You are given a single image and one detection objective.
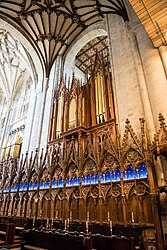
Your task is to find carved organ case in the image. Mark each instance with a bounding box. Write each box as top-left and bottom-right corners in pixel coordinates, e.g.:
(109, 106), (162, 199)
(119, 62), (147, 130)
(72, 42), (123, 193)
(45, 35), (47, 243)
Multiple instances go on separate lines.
(0, 51), (161, 247)
(0, 44), (162, 250)
(49, 52), (115, 140)
(41, 52), (157, 240)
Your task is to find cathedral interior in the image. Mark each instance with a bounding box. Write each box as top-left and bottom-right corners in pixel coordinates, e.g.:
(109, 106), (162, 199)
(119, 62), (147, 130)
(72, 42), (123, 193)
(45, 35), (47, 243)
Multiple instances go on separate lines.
(0, 0), (167, 249)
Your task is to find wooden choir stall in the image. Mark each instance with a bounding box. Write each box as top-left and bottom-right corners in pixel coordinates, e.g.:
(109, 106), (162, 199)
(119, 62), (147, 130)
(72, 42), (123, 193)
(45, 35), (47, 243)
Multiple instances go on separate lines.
(0, 54), (163, 250)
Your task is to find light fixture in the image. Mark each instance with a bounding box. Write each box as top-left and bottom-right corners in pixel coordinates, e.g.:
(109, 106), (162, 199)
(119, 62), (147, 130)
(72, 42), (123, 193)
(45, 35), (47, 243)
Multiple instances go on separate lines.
(34, 197), (38, 203)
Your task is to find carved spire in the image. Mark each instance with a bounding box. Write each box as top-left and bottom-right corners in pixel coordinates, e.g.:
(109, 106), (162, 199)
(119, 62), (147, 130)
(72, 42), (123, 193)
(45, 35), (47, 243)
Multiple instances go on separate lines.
(68, 136), (78, 165)
(151, 114), (167, 157)
(69, 72), (77, 99)
(122, 119), (143, 157)
(84, 133), (96, 162)
(159, 113), (166, 128)
(104, 126), (118, 161)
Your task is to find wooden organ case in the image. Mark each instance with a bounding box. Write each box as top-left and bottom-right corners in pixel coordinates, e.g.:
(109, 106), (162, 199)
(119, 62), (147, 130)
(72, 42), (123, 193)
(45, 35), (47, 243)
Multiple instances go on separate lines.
(0, 54), (164, 250)
(47, 54), (163, 248)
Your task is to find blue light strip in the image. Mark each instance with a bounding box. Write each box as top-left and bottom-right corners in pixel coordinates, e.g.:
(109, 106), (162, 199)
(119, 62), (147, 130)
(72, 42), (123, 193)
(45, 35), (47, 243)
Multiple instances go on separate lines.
(3, 164), (147, 193)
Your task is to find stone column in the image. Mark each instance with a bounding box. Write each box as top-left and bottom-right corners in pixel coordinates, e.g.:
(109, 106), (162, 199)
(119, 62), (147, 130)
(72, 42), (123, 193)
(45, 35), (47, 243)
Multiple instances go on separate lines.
(159, 45), (167, 78)
(106, 14), (144, 135)
(27, 87), (44, 153)
(36, 77), (49, 149)
(136, 27), (167, 128)
(39, 56), (62, 149)
(0, 103), (12, 152)
(20, 88), (38, 154)
(125, 22), (156, 140)
(124, 0), (165, 210)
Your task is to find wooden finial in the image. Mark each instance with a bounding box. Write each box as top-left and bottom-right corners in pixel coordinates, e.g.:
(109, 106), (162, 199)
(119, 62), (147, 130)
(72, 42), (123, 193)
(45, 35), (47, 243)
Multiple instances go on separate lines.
(125, 118), (130, 125)
(158, 113), (165, 127)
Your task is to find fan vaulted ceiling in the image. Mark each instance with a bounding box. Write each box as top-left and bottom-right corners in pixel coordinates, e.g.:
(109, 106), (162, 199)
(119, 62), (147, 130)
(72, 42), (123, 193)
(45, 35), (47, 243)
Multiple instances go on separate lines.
(0, 1), (166, 78)
(0, 0), (128, 77)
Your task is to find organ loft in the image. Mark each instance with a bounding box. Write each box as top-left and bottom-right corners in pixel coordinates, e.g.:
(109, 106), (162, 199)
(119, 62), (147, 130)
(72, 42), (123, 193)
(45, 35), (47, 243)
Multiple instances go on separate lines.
(0, 1), (166, 250)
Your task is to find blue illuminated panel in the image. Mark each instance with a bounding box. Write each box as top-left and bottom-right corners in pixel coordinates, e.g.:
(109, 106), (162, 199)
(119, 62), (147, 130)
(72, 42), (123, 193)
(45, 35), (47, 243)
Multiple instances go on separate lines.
(126, 166), (135, 180)
(105, 170), (111, 182)
(11, 184), (15, 192)
(34, 180), (38, 190)
(40, 180), (45, 189)
(45, 179), (50, 189)
(4, 163), (148, 193)
(29, 182), (33, 190)
(20, 183), (24, 191)
(23, 182), (28, 191)
(115, 168), (121, 181)
(58, 177), (63, 187)
(138, 163), (147, 178)
(52, 179), (57, 188)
